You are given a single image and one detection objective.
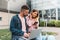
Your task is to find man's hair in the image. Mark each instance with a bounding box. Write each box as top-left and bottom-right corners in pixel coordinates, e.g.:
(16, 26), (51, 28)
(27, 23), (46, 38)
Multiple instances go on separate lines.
(21, 5), (29, 11)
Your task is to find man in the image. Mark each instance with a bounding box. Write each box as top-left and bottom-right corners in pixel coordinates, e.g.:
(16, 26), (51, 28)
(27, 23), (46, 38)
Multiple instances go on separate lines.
(10, 5), (29, 40)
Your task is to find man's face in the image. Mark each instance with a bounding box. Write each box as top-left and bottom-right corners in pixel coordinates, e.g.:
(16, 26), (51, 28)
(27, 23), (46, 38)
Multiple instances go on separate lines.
(23, 10), (29, 16)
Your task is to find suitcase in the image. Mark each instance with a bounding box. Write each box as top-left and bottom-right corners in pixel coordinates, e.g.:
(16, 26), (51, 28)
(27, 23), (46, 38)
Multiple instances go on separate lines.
(37, 35), (56, 40)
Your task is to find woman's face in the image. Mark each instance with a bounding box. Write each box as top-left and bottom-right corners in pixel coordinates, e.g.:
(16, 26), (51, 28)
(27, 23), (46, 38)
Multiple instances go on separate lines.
(31, 12), (38, 18)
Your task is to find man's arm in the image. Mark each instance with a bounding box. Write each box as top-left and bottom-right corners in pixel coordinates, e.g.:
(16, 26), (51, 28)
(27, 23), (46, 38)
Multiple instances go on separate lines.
(10, 16), (24, 36)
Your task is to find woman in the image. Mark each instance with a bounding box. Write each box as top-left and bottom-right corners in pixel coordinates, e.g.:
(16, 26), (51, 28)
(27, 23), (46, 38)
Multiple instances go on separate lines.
(26, 9), (39, 40)
(26, 9), (39, 32)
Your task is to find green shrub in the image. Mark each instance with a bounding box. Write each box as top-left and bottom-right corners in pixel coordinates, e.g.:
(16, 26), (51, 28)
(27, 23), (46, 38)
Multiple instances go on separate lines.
(40, 20), (60, 27)
(40, 21), (46, 26)
(55, 20), (60, 27)
(47, 20), (56, 26)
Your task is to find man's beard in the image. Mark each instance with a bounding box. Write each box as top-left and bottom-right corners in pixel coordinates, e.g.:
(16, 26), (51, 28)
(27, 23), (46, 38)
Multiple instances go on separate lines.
(24, 14), (28, 17)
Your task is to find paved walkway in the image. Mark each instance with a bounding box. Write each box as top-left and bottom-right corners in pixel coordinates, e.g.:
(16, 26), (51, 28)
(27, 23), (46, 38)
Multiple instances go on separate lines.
(0, 26), (9, 29)
(40, 27), (60, 40)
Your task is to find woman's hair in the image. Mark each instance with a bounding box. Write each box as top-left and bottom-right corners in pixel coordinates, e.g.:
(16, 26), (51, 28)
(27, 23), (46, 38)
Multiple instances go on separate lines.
(31, 9), (39, 18)
(32, 9), (38, 12)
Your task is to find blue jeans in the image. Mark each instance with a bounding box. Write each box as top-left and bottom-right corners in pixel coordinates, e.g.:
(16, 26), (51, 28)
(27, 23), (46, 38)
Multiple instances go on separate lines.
(11, 35), (26, 40)
(31, 38), (37, 40)
(11, 35), (37, 40)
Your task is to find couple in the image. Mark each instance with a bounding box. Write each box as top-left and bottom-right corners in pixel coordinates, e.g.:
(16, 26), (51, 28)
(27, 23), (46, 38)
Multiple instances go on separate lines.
(10, 5), (39, 40)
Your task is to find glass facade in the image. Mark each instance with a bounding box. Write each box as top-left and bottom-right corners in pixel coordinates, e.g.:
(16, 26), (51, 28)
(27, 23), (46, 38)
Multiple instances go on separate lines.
(39, 9), (56, 20)
(31, 0), (41, 10)
(31, 0), (59, 20)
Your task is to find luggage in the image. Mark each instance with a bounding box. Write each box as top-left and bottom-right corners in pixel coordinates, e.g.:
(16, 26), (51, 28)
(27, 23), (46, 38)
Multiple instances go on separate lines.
(37, 34), (56, 40)
(47, 35), (56, 40)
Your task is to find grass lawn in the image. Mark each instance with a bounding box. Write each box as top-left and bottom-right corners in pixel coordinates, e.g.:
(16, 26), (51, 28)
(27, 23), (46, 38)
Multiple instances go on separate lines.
(41, 32), (57, 35)
(0, 29), (57, 40)
(0, 29), (11, 40)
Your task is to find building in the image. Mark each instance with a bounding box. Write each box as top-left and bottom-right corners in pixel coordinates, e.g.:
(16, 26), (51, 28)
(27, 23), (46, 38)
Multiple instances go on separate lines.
(27, 0), (31, 11)
(0, 0), (27, 27)
(0, 0), (8, 11)
(31, 0), (60, 20)
(8, 0), (27, 12)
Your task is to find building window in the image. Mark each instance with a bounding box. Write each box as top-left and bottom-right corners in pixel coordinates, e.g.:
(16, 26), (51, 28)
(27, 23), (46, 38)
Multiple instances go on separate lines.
(0, 17), (2, 21)
(45, 10), (50, 16)
(50, 9), (56, 19)
(58, 8), (60, 20)
(39, 10), (42, 18)
(44, 9), (56, 19)
(44, 10), (50, 19)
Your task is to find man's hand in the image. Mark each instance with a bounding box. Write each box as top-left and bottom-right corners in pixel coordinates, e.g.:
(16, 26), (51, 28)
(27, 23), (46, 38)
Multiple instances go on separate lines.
(24, 33), (29, 38)
(28, 33), (30, 36)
